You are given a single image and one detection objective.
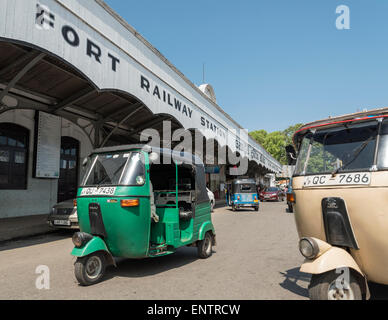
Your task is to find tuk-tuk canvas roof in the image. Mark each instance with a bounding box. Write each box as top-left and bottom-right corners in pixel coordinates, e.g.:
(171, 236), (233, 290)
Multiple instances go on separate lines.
(294, 107), (388, 147)
(92, 144), (204, 166)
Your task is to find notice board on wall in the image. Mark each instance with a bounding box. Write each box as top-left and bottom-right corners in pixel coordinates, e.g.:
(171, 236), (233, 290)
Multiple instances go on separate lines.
(33, 111), (61, 179)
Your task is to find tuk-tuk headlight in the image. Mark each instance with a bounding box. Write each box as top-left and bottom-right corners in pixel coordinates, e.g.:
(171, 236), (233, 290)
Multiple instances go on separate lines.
(72, 232), (92, 248)
(299, 237), (319, 259)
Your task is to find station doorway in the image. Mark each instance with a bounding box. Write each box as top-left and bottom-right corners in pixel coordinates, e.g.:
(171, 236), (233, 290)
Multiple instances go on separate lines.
(57, 136), (79, 202)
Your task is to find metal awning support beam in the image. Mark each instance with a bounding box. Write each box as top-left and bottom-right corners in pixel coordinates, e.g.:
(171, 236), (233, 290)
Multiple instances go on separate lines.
(53, 86), (95, 113)
(99, 104), (144, 147)
(105, 102), (143, 122)
(9, 44), (90, 85)
(0, 50), (40, 78)
(0, 52), (46, 103)
(0, 104), (8, 115)
(128, 116), (168, 136)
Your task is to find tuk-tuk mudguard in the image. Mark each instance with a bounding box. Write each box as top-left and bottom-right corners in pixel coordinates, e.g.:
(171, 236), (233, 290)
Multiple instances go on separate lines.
(300, 246), (370, 299)
(300, 246), (362, 275)
(198, 222), (215, 242)
(71, 236), (110, 258)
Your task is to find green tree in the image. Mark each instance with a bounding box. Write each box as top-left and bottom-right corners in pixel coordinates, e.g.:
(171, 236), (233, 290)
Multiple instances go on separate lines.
(250, 124), (304, 165)
(283, 123), (303, 146)
(249, 129), (267, 146)
(264, 131), (287, 164)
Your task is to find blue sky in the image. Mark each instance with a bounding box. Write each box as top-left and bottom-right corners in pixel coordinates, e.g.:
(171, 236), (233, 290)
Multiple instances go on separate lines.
(105, 0), (388, 133)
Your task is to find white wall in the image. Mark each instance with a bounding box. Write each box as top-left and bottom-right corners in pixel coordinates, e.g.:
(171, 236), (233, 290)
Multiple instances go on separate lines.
(0, 110), (92, 218)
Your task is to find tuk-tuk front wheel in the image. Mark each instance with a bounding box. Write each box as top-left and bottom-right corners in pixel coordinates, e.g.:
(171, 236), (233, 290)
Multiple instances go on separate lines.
(197, 232), (213, 259)
(308, 270), (362, 300)
(74, 252), (106, 286)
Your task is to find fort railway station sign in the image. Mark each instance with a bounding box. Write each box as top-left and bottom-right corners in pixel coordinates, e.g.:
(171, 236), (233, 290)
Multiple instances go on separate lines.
(0, 0), (281, 173)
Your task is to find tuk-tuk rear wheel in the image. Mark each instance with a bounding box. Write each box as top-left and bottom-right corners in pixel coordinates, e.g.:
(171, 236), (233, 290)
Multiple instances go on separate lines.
(197, 232), (213, 259)
(308, 270), (362, 300)
(74, 252), (106, 286)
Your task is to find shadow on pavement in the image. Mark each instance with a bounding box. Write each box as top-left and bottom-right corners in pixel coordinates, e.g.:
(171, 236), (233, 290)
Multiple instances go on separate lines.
(0, 230), (73, 252)
(369, 282), (388, 300)
(279, 269), (388, 300)
(101, 246), (206, 283)
(225, 208), (257, 213)
(279, 267), (311, 298)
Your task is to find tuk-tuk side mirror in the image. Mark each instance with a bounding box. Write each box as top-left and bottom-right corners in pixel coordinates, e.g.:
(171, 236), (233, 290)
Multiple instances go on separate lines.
(285, 145), (297, 166)
(149, 152), (159, 164)
(82, 157), (89, 167)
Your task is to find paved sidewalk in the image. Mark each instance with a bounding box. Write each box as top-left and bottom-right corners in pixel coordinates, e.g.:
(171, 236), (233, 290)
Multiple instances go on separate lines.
(0, 214), (53, 242)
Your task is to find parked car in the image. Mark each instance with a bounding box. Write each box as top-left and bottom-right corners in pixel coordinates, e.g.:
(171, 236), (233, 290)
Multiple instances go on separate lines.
(47, 199), (78, 229)
(259, 187), (285, 202)
(207, 188), (215, 212)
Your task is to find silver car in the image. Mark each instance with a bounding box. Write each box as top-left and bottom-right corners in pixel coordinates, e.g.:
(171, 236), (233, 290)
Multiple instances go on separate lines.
(47, 199), (78, 229)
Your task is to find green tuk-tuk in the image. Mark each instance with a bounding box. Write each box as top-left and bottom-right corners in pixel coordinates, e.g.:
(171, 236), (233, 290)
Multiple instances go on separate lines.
(71, 144), (216, 286)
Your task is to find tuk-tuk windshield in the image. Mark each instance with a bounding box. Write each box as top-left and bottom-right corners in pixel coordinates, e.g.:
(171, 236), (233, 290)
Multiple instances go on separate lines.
(233, 183), (256, 193)
(82, 151), (145, 187)
(294, 121), (378, 176)
(377, 119), (388, 169)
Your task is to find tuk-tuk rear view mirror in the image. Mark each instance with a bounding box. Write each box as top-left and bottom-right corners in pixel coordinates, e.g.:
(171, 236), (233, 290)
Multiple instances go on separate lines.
(149, 152), (159, 164)
(285, 145), (297, 166)
(82, 157), (89, 167)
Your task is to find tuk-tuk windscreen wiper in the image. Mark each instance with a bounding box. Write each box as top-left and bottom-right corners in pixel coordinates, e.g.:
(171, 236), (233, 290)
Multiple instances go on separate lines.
(294, 121), (378, 175)
(240, 184), (255, 192)
(331, 135), (375, 175)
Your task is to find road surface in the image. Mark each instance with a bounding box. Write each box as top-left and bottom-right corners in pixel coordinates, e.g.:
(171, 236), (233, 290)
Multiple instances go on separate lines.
(0, 201), (386, 299)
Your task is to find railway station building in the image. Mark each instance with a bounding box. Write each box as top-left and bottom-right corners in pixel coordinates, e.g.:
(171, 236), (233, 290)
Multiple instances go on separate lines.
(0, 0), (281, 239)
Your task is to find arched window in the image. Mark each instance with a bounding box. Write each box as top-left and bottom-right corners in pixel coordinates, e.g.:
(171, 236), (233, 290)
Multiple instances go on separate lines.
(0, 123), (29, 190)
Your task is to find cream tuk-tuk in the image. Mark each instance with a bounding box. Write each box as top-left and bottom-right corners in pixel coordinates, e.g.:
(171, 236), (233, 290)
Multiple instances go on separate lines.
(286, 107), (388, 300)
